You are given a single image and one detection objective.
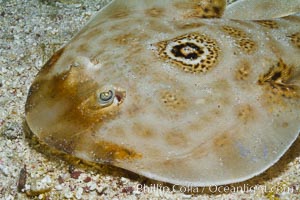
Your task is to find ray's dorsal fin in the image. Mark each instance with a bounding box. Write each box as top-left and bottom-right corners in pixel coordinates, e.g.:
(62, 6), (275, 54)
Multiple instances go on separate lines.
(92, 0), (226, 20)
(224, 0), (300, 20)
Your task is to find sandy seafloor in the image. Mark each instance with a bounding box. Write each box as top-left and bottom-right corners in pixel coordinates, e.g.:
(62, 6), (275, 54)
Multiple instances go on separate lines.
(0, 0), (299, 199)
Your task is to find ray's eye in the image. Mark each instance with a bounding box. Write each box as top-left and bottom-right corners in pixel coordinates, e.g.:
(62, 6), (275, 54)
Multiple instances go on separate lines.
(99, 89), (115, 107)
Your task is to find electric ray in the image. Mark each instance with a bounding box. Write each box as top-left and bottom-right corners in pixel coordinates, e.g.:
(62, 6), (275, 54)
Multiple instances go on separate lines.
(25, 0), (300, 186)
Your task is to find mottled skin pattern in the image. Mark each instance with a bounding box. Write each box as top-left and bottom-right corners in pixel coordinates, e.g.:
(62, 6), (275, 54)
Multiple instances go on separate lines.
(25, 0), (300, 186)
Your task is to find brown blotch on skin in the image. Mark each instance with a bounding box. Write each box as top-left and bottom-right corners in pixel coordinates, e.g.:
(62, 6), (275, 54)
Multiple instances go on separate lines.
(109, 10), (130, 19)
(113, 33), (135, 45)
(93, 140), (142, 162)
(160, 91), (187, 111)
(113, 32), (149, 45)
(258, 59), (299, 99)
(37, 47), (65, 76)
(213, 132), (231, 148)
(132, 123), (154, 138)
(76, 43), (89, 53)
(145, 7), (165, 17)
(124, 46), (150, 72)
(162, 159), (187, 172)
(174, 22), (204, 30)
(282, 122), (289, 128)
(254, 20), (279, 29)
(165, 131), (188, 147)
(109, 126), (126, 137)
(190, 108), (224, 132)
(235, 60), (251, 81)
(236, 104), (255, 124)
(211, 79), (231, 92)
(174, 0), (225, 19)
(237, 38), (257, 54)
(260, 92), (286, 112)
(144, 146), (162, 158)
(125, 103), (141, 117)
(190, 145), (209, 159)
(127, 44), (145, 57)
(222, 26), (247, 38)
(188, 120), (205, 133)
(208, 80), (232, 105)
(147, 20), (172, 33)
(212, 131), (239, 159)
(159, 156), (199, 180)
(288, 32), (300, 49)
(221, 26), (257, 54)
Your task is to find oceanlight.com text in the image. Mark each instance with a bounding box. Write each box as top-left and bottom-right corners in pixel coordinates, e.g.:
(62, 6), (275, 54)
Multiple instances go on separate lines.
(136, 183), (297, 194)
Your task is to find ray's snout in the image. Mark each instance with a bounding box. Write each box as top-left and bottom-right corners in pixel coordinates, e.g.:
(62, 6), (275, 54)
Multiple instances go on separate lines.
(25, 51), (126, 153)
